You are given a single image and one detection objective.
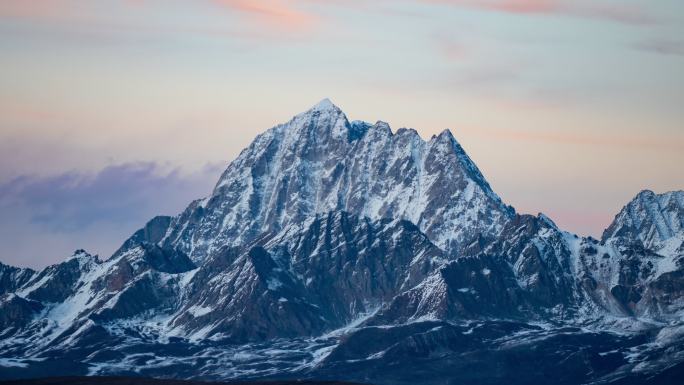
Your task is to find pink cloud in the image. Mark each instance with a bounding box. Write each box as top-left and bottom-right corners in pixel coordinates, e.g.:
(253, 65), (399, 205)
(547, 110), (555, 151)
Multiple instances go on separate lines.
(0, 0), (74, 21)
(212, 0), (317, 31)
(0, 0), (319, 43)
(422, 0), (656, 25)
(471, 0), (557, 14)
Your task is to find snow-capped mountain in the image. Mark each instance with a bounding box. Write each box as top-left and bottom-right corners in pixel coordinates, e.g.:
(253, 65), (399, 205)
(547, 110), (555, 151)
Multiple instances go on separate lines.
(1, 100), (683, 385)
(159, 99), (513, 262)
(603, 189), (684, 252)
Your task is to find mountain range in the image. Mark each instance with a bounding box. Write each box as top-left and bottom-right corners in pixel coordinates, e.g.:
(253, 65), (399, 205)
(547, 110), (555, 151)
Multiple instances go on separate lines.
(1, 100), (683, 385)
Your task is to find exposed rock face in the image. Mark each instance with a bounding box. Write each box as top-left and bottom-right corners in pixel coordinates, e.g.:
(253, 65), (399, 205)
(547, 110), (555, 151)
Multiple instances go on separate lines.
(0, 100), (682, 385)
(367, 214), (585, 325)
(166, 210), (445, 343)
(0, 294), (43, 330)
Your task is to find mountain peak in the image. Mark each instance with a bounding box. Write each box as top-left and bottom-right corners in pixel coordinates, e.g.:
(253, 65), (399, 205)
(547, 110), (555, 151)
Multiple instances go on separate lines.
(269, 100), (345, 136)
(305, 98), (341, 114)
(537, 213), (559, 230)
(66, 249), (100, 267)
(602, 189), (684, 247)
(437, 128), (455, 140)
(177, 101), (514, 261)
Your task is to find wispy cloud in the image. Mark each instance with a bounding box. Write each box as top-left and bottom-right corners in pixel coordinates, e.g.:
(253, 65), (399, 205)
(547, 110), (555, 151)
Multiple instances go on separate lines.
(459, 126), (683, 152)
(211, 0), (318, 31)
(445, 0), (557, 14)
(421, 0), (656, 25)
(0, 0), (319, 43)
(633, 39), (684, 56)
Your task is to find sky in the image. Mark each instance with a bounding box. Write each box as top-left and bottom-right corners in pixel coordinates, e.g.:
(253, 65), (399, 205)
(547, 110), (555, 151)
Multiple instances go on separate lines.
(1, 0), (682, 268)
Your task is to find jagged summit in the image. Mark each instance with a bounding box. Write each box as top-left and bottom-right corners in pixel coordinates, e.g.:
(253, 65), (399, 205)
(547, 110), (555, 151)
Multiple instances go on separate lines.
(290, 100), (471, 147)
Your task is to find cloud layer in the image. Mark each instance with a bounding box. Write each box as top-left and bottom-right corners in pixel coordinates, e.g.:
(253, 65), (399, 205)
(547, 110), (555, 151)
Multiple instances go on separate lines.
(0, 162), (223, 268)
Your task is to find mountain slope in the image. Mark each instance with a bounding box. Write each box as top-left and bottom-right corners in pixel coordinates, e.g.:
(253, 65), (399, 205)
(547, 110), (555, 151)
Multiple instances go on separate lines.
(0, 100), (683, 385)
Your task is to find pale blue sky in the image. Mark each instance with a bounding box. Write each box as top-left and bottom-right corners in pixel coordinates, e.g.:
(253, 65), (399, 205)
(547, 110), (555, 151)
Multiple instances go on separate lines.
(0, 0), (682, 267)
